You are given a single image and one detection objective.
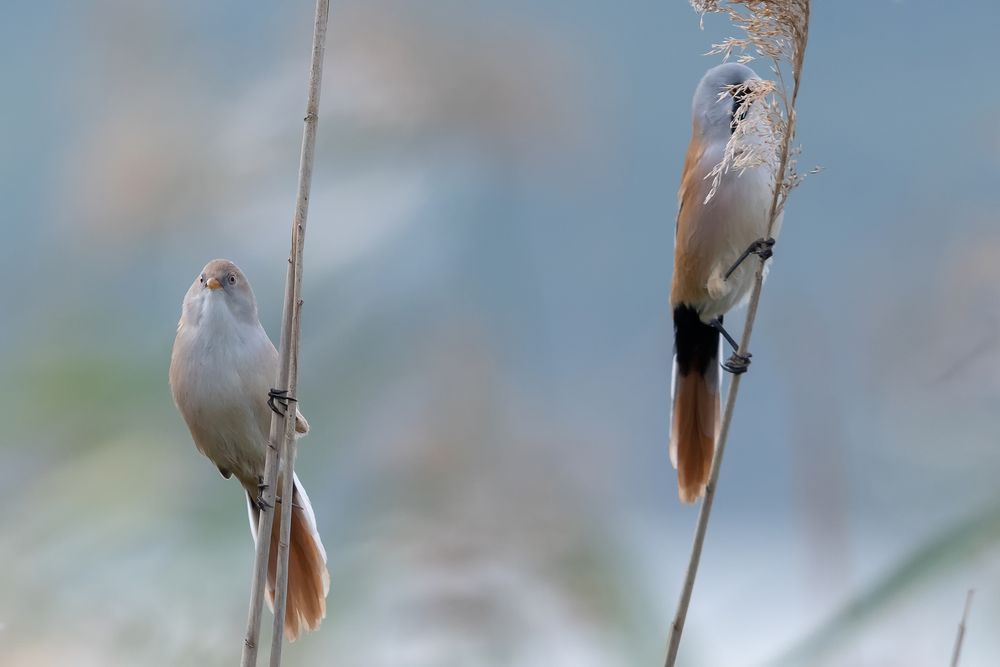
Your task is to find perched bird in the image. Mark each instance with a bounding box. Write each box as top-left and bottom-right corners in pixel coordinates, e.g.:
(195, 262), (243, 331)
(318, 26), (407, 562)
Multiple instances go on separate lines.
(669, 63), (779, 503)
(169, 259), (329, 640)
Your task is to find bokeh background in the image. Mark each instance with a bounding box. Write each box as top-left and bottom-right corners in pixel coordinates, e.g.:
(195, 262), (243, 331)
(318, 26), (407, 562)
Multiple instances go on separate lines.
(3, 1), (999, 665)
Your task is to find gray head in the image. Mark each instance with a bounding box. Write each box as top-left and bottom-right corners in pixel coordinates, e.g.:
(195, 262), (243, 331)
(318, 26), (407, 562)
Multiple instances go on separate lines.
(181, 259), (259, 327)
(691, 63), (760, 142)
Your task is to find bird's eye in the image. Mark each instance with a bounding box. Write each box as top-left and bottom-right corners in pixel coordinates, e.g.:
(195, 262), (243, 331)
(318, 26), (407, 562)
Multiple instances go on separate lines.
(199, 275), (204, 283)
(228, 273), (237, 285)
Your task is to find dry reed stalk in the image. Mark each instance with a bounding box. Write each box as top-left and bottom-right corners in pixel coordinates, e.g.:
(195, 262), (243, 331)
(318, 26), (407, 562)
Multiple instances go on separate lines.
(241, 1), (331, 665)
(950, 589), (975, 667)
(664, 2), (811, 666)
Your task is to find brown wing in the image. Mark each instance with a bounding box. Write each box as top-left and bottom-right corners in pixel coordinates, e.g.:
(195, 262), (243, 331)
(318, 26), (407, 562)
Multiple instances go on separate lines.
(670, 132), (710, 307)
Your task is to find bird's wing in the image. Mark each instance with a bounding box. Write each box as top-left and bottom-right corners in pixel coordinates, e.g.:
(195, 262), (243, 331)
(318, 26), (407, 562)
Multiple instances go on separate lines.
(671, 134), (710, 307)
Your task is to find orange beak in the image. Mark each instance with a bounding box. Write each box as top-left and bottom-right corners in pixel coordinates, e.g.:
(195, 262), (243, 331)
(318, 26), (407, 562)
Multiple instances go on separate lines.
(206, 277), (222, 290)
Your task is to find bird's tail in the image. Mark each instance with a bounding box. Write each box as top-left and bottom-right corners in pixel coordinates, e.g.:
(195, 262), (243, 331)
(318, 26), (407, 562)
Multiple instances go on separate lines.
(670, 305), (721, 503)
(247, 472), (330, 641)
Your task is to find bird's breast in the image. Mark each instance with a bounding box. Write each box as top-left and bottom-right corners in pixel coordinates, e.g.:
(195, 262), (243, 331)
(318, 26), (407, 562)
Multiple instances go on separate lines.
(170, 312), (276, 479)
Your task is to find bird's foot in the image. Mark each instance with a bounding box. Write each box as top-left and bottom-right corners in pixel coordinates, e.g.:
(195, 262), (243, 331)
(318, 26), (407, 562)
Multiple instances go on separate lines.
(267, 388), (297, 417)
(253, 476), (273, 510)
(724, 237), (775, 280)
(709, 318), (753, 373)
(722, 352), (752, 375)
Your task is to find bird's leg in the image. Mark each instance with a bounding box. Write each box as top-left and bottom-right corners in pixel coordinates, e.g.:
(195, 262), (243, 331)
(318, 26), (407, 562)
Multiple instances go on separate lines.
(708, 317), (752, 375)
(724, 237), (775, 281)
(710, 317), (740, 352)
(267, 388), (297, 417)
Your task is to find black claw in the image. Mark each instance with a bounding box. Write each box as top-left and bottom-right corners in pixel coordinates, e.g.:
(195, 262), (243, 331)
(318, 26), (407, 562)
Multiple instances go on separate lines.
(267, 388), (298, 417)
(253, 476), (272, 510)
(724, 237), (775, 280)
(722, 353), (752, 375)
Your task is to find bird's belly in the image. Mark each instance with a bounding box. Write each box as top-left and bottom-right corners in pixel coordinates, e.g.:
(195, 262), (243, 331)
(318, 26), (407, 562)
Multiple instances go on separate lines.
(173, 334), (270, 485)
(190, 396), (267, 482)
(690, 165), (775, 320)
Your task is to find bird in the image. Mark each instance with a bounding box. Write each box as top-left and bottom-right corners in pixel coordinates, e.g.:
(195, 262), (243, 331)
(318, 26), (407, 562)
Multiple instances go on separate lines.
(669, 63), (780, 503)
(169, 258), (329, 640)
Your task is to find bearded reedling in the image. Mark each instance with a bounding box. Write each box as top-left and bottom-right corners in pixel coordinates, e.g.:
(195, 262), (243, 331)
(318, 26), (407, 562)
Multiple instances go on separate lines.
(669, 63), (780, 503)
(169, 259), (329, 639)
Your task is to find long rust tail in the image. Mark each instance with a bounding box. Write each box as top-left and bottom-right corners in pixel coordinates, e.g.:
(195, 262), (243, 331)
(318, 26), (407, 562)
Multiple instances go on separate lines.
(249, 474), (330, 641)
(670, 305), (721, 503)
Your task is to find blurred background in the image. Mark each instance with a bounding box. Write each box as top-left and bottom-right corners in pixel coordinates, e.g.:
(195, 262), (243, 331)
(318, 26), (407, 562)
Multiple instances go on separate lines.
(2, 1), (999, 665)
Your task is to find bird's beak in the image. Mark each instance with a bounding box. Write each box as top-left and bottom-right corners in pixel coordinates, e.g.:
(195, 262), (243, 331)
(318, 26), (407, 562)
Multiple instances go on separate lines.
(206, 277), (222, 290)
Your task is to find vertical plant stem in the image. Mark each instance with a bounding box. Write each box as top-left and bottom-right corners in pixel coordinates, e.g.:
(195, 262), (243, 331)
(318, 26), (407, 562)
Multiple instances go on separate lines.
(241, 1), (330, 665)
(950, 589), (975, 667)
(269, 348), (301, 666)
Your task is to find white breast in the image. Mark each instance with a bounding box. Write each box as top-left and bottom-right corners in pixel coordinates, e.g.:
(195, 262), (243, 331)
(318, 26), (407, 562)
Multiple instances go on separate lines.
(171, 293), (277, 483)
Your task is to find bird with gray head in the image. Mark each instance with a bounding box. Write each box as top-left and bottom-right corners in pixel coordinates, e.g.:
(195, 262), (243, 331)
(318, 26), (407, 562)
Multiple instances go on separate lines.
(669, 63), (781, 503)
(169, 258), (329, 640)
